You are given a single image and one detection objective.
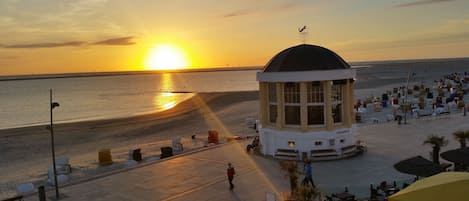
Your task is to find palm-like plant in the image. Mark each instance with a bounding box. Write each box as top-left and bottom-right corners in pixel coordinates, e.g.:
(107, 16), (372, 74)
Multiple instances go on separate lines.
(296, 185), (322, 201)
(423, 134), (448, 164)
(280, 160), (299, 194)
(465, 130), (469, 145)
(280, 160), (322, 201)
(453, 130), (467, 148)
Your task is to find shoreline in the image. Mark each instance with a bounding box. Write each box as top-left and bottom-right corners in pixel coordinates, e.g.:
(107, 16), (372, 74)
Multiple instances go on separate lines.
(0, 91), (259, 191)
(0, 91), (258, 133)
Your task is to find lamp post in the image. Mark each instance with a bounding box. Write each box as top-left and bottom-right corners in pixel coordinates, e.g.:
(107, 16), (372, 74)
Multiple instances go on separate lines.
(403, 69), (415, 125)
(49, 89), (60, 199)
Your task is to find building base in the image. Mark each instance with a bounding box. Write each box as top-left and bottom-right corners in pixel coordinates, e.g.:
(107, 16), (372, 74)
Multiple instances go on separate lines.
(259, 126), (357, 161)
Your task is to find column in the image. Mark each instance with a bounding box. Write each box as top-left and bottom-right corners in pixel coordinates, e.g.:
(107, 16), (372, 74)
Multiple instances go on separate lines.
(325, 81), (334, 130)
(276, 82), (284, 129)
(344, 80), (352, 126)
(300, 82), (308, 131)
(349, 79), (356, 124)
(259, 82), (268, 126)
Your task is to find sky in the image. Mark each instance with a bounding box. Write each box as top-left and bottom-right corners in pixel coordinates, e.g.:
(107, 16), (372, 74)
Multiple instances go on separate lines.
(1, 0), (469, 75)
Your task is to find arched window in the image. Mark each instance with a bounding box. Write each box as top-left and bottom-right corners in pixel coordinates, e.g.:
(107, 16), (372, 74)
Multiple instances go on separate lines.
(332, 80), (344, 123)
(307, 82), (324, 125)
(268, 83), (277, 124)
(284, 82), (301, 125)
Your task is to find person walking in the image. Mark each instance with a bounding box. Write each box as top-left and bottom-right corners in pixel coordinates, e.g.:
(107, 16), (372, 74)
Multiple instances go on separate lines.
(227, 163), (236, 190)
(301, 160), (315, 187)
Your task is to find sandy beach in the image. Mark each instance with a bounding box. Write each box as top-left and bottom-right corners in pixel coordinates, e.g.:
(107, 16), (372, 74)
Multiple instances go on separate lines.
(0, 91), (259, 196)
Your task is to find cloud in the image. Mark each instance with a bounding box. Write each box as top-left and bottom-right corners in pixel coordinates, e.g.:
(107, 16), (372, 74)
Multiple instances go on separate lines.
(222, 9), (252, 18)
(3, 41), (86, 49)
(1, 36), (136, 49)
(220, 2), (302, 19)
(395, 0), (455, 8)
(94, 36), (135, 45)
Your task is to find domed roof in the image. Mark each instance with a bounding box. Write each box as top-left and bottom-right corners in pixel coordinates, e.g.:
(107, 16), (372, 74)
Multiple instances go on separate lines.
(263, 44), (350, 72)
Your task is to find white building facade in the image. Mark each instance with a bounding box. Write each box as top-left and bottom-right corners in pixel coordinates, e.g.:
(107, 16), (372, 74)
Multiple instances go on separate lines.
(256, 44), (357, 161)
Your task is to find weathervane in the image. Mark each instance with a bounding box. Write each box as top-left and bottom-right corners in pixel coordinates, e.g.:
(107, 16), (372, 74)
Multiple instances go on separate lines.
(298, 25), (308, 44)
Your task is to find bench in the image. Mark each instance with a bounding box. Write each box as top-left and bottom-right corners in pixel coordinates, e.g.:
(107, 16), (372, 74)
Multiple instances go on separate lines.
(274, 149), (299, 160)
(310, 149), (339, 158)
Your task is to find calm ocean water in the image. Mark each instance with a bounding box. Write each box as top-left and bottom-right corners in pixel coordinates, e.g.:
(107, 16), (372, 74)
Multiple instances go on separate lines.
(1, 58), (469, 130)
(0, 70), (259, 129)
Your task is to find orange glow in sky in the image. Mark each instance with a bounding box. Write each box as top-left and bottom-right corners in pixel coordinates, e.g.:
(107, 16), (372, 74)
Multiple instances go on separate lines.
(1, 1), (469, 75)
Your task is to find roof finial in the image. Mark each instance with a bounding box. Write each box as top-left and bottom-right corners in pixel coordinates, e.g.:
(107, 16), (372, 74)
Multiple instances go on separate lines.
(298, 25), (308, 44)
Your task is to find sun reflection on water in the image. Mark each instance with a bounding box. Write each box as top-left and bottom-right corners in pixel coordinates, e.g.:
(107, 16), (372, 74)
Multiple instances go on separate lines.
(157, 93), (177, 110)
(153, 74), (189, 111)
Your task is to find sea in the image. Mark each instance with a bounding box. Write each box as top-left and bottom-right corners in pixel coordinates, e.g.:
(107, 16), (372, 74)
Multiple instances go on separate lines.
(1, 58), (469, 130)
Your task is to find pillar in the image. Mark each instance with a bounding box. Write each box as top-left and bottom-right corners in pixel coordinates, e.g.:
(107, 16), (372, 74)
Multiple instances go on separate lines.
(325, 81), (334, 130)
(344, 80), (352, 126)
(349, 79), (356, 124)
(300, 82), (308, 131)
(259, 82), (268, 126)
(276, 82), (284, 129)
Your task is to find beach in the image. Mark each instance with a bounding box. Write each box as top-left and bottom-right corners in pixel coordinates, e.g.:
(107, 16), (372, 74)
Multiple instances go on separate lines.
(0, 91), (259, 197)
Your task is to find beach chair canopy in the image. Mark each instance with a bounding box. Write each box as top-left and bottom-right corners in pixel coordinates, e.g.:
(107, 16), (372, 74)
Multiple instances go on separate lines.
(440, 147), (469, 166)
(393, 156), (441, 177)
(388, 172), (469, 201)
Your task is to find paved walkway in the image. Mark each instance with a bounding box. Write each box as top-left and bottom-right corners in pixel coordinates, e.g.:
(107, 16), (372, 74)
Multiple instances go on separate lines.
(21, 113), (469, 200)
(24, 141), (290, 201)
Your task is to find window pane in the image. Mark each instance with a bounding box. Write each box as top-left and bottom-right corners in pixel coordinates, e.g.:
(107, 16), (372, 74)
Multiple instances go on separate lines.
(268, 83), (276, 102)
(333, 104), (342, 123)
(307, 82), (324, 103)
(284, 82), (300, 103)
(269, 105), (277, 123)
(332, 84), (343, 102)
(308, 106), (324, 125)
(285, 106), (301, 125)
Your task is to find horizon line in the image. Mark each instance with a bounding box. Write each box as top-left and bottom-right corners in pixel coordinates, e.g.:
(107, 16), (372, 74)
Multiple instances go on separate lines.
(1, 56), (469, 81)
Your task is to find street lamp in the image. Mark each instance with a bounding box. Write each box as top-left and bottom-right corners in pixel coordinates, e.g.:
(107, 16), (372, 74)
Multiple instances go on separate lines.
(403, 69), (415, 124)
(49, 89), (60, 199)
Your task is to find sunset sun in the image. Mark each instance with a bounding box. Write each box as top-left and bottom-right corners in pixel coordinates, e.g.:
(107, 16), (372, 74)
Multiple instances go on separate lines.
(145, 44), (188, 70)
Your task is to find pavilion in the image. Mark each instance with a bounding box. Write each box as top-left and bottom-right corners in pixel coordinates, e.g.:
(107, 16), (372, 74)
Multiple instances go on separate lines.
(256, 44), (357, 161)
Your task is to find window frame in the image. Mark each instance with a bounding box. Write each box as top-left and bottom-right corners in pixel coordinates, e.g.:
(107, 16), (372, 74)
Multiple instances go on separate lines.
(284, 82), (301, 126)
(267, 83), (277, 125)
(307, 82), (325, 127)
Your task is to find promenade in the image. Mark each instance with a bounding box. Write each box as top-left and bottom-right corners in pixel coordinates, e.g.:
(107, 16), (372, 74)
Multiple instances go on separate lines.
(24, 141), (290, 201)
(20, 112), (469, 200)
